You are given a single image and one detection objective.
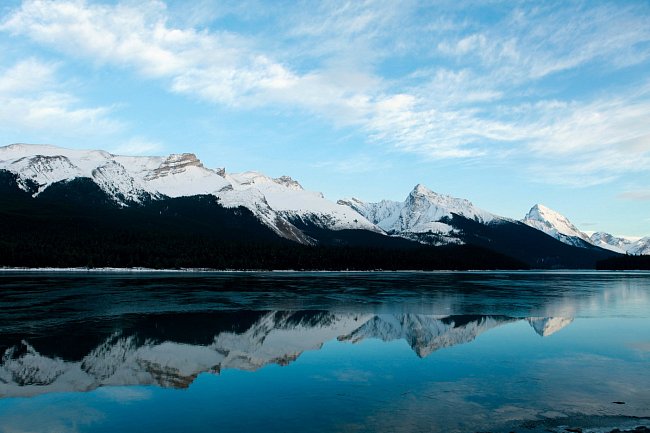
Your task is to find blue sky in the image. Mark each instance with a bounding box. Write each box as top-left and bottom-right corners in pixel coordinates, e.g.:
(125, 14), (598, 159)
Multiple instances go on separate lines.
(1, 0), (649, 236)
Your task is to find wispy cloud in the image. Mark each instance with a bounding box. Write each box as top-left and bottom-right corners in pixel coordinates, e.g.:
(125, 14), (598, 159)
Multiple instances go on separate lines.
(619, 190), (650, 201)
(313, 154), (392, 174)
(109, 136), (165, 156)
(2, 0), (650, 186)
(435, 3), (650, 80)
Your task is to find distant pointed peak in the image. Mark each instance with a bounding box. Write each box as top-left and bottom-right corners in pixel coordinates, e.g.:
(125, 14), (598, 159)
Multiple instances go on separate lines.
(529, 203), (550, 212)
(409, 184), (475, 206)
(525, 203), (563, 220)
(412, 183), (432, 194)
(523, 203), (594, 246)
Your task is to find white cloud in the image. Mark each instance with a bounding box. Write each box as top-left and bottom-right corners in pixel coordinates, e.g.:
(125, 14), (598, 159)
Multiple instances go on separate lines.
(520, 87), (650, 185)
(0, 58), (122, 137)
(0, 57), (57, 94)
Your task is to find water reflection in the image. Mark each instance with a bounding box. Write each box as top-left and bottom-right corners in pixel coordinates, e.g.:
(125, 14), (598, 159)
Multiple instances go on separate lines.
(2, 312), (571, 397)
(0, 272), (649, 433)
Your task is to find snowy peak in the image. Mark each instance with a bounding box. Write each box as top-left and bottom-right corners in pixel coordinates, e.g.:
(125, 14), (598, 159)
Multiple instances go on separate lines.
(523, 204), (592, 247)
(339, 184), (499, 245)
(406, 184), (495, 224)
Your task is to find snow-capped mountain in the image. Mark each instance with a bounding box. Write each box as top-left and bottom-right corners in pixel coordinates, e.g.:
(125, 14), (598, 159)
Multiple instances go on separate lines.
(589, 232), (650, 255)
(0, 312), (567, 397)
(0, 143), (378, 244)
(522, 204), (593, 248)
(630, 237), (650, 255)
(521, 204), (650, 255)
(339, 184), (502, 245)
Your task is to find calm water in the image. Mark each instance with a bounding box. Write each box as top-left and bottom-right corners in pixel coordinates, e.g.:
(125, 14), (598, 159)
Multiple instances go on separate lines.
(0, 271), (649, 433)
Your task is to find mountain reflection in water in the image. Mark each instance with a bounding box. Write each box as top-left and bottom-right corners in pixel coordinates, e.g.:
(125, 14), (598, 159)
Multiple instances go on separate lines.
(1, 312), (572, 397)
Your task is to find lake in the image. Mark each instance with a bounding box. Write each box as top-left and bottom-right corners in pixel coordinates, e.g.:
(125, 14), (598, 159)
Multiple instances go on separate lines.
(0, 271), (649, 433)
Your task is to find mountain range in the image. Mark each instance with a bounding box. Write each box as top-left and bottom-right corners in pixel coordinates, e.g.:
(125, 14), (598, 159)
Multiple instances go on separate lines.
(0, 143), (645, 269)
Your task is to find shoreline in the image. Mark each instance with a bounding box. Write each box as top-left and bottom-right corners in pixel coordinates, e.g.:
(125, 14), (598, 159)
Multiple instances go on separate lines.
(1, 267), (648, 274)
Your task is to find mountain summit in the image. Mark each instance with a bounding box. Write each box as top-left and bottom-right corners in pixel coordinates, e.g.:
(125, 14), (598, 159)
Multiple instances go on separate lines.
(339, 184), (499, 245)
(522, 204), (593, 247)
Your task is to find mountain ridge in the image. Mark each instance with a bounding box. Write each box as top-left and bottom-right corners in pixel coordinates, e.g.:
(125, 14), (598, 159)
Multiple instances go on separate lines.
(0, 143), (634, 269)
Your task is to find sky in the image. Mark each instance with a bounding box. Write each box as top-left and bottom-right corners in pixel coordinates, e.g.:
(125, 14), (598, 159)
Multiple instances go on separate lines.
(0, 0), (649, 237)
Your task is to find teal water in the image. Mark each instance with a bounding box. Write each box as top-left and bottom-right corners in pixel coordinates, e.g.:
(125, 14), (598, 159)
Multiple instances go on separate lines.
(0, 271), (649, 432)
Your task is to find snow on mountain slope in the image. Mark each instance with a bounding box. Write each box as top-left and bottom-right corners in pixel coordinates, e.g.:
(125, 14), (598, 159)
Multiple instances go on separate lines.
(589, 232), (632, 254)
(4, 154), (82, 193)
(590, 232), (650, 255)
(0, 143), (377, 242)
(223, 171), (379, 233)
(339, 184), (501, 245)
(91, 161), (152, 204)
(522, 204), (593, 247)
(0, 143), (151, 204)
(338, 198), (404, 231)
(629, 237), (650, 255)
(143, 153), (230, 198)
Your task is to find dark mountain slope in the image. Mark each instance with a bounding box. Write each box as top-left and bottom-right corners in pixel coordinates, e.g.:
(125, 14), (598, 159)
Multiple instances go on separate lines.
(0, 171), (525, 270)
(448, 214), (617, 268)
